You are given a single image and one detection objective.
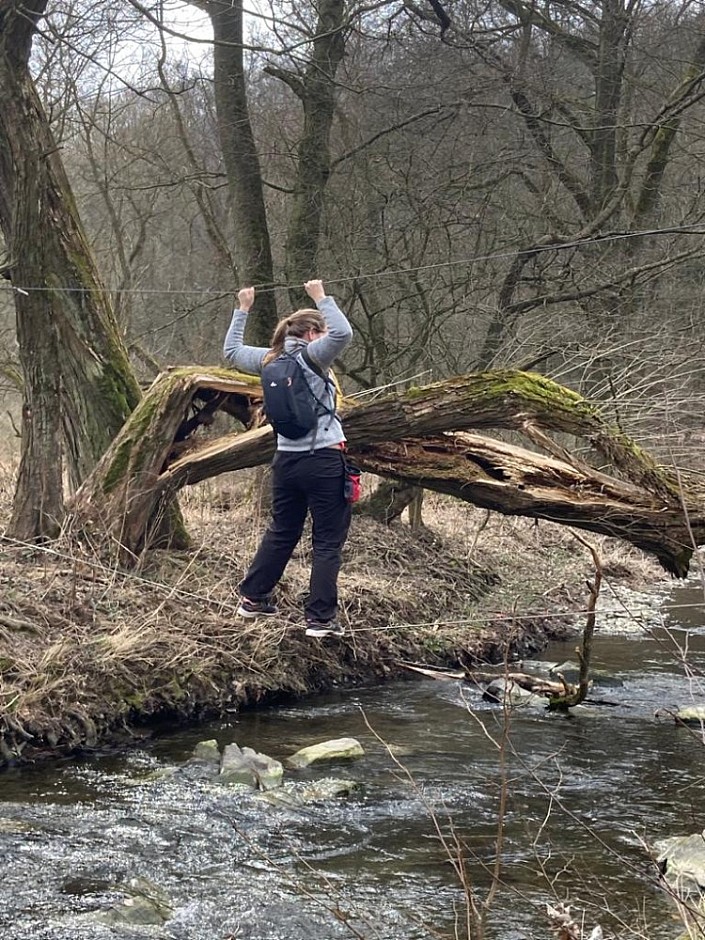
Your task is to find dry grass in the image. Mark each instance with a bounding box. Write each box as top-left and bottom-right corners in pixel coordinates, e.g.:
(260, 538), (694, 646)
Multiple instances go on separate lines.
(0, 468), (667, 766)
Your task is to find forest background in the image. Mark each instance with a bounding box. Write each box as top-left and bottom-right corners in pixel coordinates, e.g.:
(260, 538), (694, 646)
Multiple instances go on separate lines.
(3, 0), (705, 490)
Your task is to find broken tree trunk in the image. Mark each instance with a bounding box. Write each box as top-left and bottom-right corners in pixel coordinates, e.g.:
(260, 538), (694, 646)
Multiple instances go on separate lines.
(67, 368), (262, 560)
(67, 367), (703, 574)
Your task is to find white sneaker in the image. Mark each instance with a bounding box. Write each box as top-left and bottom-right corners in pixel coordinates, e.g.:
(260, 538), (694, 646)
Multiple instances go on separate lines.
(237, 598), (278, 618)
(305, 619), (344, 638)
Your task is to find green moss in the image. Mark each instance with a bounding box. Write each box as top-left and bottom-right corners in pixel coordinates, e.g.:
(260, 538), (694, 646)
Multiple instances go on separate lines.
(129, 400), (165, 475)
(422, 636), (446, 654)
(166, 365), (262, 390)
(124, 692), (147, 710)
(46, 265), (141, 421)
(163, 504), (190, 549)
(405, 384), (430, 400)
(102, 439), (134, 494)
(97, 367), (135, 423)
(404, 370), (593, 413)
(100, 393), (164, 495)
(167, 677), (188, 702)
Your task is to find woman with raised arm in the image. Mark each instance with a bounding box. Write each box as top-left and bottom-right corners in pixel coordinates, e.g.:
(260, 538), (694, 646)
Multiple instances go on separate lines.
(223, 280), (354, 638)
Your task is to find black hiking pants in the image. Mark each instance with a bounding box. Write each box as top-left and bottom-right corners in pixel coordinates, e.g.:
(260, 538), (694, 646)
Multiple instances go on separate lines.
(240, 448), (352, 622)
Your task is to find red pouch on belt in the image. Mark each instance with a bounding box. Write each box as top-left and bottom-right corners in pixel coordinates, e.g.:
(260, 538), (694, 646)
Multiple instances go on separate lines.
(343, 462), (361, 504)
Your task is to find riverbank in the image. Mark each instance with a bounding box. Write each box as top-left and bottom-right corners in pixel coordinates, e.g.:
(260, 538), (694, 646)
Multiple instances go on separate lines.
(0, 476), (668, 767)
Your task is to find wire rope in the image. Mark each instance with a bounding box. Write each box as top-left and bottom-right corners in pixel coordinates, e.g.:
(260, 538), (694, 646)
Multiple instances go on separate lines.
(3, 222), (705, 298)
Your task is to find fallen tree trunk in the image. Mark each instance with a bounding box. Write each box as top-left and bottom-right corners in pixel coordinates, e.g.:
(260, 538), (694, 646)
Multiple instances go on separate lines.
(68, 367), (703, 574)
(352, 435), (697, 577)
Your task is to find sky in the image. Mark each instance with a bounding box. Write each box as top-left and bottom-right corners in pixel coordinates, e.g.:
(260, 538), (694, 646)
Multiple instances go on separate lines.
(164, 0), (270, 55)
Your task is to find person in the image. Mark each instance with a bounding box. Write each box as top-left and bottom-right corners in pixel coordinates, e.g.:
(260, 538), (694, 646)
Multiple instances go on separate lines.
(223, 279), (354, 638)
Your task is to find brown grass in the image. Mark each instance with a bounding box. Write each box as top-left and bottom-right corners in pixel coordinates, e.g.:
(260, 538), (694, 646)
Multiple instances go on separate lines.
(0, 468), (666, 766)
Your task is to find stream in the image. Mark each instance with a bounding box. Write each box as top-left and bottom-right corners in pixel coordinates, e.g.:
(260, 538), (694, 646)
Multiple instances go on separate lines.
(1, 576), (704, 940)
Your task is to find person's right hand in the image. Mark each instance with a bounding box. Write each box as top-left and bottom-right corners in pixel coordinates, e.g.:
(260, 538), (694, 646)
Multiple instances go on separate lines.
(304, 279), (325, 303)
(238, 286), (255, 311)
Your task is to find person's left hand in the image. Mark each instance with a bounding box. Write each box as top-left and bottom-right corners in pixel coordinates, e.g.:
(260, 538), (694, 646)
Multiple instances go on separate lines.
(304, 279), (326, 303)
(238, 287), (255, 311)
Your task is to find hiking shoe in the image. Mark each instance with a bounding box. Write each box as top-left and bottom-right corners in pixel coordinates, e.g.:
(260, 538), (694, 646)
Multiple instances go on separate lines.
(237, 597), (278, 619)
(305, 619), (345, 638)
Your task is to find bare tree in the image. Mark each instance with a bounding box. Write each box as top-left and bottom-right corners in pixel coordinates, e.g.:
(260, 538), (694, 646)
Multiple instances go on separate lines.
(0, 0), (141, 538)
(262, 0), (347, 302)
(190, 0), (278, 343)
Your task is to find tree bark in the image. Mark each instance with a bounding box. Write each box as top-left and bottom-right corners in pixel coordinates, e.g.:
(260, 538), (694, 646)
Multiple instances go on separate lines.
(0, 0), (142, 538)
(196, 0), (278, 344)
(68, 367), (701, 574)
(278, 0), (346, 299)
(358, 480), (421, 524)
(69, 369), (262, 558)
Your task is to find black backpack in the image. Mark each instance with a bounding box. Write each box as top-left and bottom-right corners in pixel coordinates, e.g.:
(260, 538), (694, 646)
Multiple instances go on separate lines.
(260, 348), (336, 439)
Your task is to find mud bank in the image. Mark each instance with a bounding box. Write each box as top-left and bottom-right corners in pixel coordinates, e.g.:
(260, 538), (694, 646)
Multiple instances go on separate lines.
(0, 492), (666, 768)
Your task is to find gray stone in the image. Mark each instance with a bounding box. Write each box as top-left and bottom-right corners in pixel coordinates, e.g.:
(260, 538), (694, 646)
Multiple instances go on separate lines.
(0, 817), (36, 833)
(241, 746), (284, 791)
(300, 777), (361, 802)
(287, 737), (364, 769)
(192, 739), (221, 763)
(220, 743), (258, 787)
(654, 831), (705, 939)
(483, 678), (546, 709)
(655, 831), (705, 896)
(549, 661), (623, 688)
(675, 706), (705, 727)
(219, 742), (284, 790)
(99, 876), (172, 926)
(257, 778), (361, 808)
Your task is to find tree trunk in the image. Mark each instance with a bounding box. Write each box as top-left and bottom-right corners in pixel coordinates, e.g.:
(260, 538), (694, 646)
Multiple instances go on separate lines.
(0, 0), (143, 538)
(359, 480), (420, 524)
(199, 0), (278, 344)
(69, 369), (262, 558)
(280, 0), (346, 299)
(68, 367), (701, 575)
(408, 490), (425, 530)
(590, 0), (627, 212)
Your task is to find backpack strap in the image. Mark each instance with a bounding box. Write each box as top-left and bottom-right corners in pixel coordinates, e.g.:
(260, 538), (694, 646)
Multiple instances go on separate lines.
(300, 346), (324, 378)
(301, 348), (341, 397)
(300, 347), (337, 414)
(297, 347), (337, 452)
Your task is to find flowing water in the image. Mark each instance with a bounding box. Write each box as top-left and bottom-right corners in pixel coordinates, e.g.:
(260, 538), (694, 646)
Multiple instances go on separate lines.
(2, 577), (705, 940)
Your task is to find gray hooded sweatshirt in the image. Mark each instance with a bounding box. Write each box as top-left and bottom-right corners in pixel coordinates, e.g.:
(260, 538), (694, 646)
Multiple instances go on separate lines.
(223, 295), (353, 452)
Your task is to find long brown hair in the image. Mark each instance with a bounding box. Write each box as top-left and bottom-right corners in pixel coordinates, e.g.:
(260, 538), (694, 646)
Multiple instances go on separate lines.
(263, 308), (326, 364)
